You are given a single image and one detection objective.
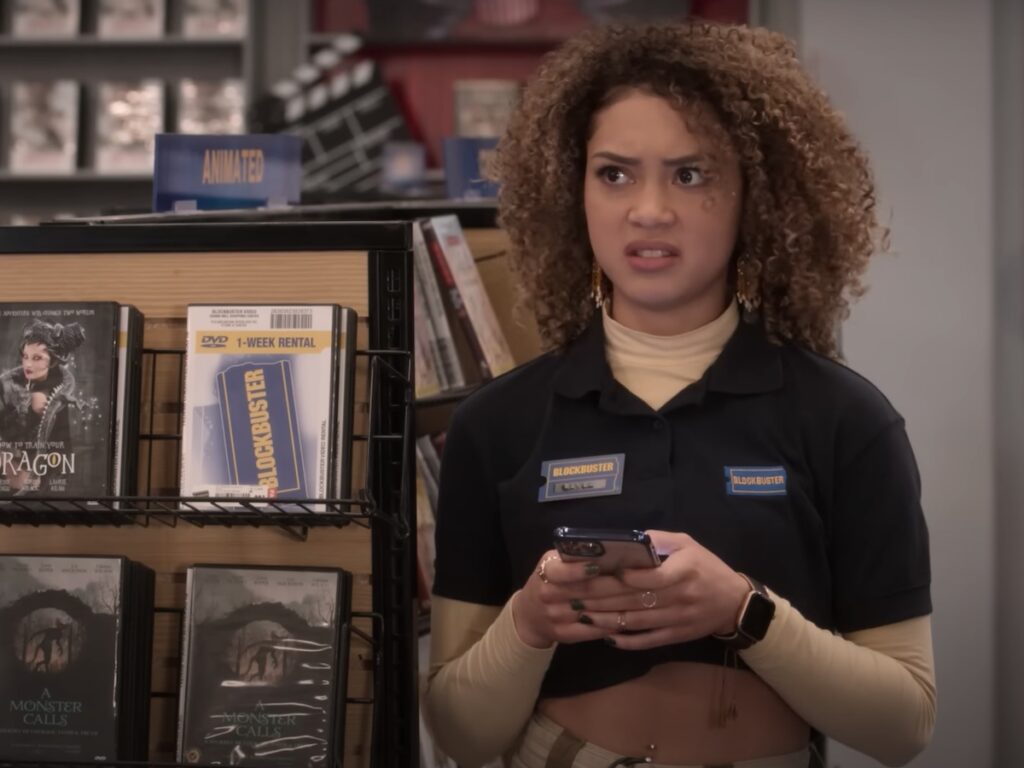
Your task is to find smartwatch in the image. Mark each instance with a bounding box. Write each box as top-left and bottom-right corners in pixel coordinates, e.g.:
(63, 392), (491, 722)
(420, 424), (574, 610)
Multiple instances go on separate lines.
(713, 574), (775, 650)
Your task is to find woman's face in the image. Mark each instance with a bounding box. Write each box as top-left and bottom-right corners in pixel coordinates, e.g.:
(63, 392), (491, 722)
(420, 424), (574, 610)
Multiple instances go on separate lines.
(583, 89), (743, 335)
(21, 342), (52, 382)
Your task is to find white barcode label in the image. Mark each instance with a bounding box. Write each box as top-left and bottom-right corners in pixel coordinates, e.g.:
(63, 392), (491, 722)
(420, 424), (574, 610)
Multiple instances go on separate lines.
(270, 310), (313, 329)
(197, 484), (273, 499)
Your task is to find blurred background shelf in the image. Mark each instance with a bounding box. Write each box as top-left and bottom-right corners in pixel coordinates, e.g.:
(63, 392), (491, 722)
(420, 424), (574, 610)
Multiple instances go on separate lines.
(0, 34), (242, 47)
(0, 36), (244, 80)
(0, 171), (150, 182)
(306, 31), (562, 50)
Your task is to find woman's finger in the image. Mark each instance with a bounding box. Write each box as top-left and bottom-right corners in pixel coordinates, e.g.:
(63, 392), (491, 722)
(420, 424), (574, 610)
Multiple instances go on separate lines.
(539, 599), (617, 643)
(552, 621), (616, 644)
(534, 552), (607, 585)
(578, 606), (680, 634)
(566, 588), (667, 613)
(603, 626), (697, 651)
(645, 529), (692, 557)
(540, 574), (636, 602)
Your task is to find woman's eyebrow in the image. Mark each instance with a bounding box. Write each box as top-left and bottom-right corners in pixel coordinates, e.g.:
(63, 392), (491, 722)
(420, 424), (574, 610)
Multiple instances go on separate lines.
(591, 150), (709, 166)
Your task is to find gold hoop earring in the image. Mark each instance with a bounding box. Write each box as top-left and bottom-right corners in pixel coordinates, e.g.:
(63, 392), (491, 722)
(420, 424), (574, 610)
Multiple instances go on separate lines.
(591, 261), (607, 310)
(735, 256), (760, 314)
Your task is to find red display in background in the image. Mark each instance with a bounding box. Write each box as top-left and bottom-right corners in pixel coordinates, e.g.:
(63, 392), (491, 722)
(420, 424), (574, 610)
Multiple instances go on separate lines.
(312, 0), (748, 167)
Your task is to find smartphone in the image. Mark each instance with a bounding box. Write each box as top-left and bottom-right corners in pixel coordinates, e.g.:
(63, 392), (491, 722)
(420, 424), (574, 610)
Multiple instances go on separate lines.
(553, 527), (661, 573)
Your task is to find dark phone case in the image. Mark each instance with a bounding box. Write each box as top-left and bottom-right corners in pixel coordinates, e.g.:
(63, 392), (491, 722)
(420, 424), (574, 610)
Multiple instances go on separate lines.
(553, 527), (660, 572)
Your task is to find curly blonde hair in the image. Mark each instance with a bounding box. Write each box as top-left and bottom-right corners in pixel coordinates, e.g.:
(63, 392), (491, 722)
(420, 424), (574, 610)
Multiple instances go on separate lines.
(494, 22), (881, 359)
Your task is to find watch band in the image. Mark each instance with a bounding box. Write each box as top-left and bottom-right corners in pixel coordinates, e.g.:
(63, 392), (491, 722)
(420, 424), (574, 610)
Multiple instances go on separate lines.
(712, 573), (775, 650)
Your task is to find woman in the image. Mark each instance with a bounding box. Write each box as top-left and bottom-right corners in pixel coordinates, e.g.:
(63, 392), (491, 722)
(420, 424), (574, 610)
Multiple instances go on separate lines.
(424, 22), (935, 768)
(0, 319), (85, 493)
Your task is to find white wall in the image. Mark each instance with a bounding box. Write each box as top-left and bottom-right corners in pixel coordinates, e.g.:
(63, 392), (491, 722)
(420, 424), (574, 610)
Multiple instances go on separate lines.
(796, 1), (996, 766)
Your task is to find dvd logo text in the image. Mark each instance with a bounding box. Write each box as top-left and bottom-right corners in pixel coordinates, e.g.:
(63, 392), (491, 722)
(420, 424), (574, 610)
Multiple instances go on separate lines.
(0, 451), (75, 477)
(201, 335), (229, 349)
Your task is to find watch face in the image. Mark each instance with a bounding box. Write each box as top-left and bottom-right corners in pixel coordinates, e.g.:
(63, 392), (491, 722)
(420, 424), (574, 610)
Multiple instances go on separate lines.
(741, 591), (776, 641)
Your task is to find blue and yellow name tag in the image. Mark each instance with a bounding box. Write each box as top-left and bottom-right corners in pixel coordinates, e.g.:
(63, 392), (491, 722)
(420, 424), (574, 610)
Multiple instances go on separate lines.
(724, 466), (787, 496)
(539, 454), (625, 502)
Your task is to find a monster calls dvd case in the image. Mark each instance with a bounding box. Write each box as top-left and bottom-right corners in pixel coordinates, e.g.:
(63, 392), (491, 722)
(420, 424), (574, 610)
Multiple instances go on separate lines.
(0, 554), (154, 761)
(0, 302), (120, 498)
(180, 305), (341, 509)
(176, 564), (352, 766)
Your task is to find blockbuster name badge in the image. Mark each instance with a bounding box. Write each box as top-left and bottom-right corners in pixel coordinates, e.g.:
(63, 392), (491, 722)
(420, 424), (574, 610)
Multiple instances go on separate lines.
(724, 466), (787, 496)
(538, 454), (625, 502)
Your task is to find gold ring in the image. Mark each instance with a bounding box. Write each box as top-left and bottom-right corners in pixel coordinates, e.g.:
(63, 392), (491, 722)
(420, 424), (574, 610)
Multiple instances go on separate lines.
(617, 612), (627, 632)
(640, 590), (658, 609)
(537, 555), (559, 584)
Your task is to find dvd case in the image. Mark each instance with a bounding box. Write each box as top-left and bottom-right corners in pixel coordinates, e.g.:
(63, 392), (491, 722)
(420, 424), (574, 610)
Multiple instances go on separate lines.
(453, 79), (519, 138)
(180, 305), (341, 508)
(177, 564), (352, 766)
(10, 0), (81, 37)
(124, 558), (154, 759)
(412, 221), (464, 390)
(176, 78), (245, 135)
(111, 305), (144, 497)
(420, 216), (515, 380)
(9, 81), (79, 174)
(0, 303), (120, 498)
(332, 307), (357, 503)
(182, 0), (248, 38)
(412, 272), (443, 398)
(94, 80), (164, 174)
(0, 554), (154, 761)
(96, 0), (165, 38)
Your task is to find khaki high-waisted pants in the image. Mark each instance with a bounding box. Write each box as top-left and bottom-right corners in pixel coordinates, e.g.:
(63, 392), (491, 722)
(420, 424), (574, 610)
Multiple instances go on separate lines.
(509, 713), (811, 768)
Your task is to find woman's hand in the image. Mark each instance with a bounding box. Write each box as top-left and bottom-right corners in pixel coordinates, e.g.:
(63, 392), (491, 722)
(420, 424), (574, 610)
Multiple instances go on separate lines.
(512, 550), (638, 649)
(575, 530), (752, 650)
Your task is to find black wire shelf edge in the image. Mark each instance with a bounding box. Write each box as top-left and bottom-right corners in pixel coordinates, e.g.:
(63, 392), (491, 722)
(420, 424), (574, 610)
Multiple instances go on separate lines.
(0, 496), (380, 527)
(0, 761), (343, 768)
(0, 35), (244, 48)
(0, 221), (412, 255)
(44, 199), (499, 228)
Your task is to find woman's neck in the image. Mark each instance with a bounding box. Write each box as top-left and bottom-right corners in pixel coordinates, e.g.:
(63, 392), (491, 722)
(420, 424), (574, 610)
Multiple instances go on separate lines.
(603, 300), (740, 410)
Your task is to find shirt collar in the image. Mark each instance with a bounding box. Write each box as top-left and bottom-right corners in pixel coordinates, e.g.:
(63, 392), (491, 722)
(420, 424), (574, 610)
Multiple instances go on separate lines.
(553, 311), (784, 407)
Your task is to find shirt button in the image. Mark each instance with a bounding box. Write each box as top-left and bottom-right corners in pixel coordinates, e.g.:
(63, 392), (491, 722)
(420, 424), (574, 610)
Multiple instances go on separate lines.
(652, 420), (664, 431)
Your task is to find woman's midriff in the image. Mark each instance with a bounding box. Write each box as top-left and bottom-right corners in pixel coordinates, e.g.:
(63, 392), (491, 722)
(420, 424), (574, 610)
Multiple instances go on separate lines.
(537, 661), (809, 764)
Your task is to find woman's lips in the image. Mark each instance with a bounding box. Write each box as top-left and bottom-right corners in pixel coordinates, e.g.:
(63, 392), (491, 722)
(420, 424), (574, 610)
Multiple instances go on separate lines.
(624, 241), (680, 271)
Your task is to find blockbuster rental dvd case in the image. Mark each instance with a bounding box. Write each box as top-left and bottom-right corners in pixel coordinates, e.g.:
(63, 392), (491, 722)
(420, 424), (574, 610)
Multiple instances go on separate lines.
(180, 304), (343, 508)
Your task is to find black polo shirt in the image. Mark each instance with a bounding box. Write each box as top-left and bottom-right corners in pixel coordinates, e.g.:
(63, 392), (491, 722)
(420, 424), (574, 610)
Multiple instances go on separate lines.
(432, 314), (931, 698)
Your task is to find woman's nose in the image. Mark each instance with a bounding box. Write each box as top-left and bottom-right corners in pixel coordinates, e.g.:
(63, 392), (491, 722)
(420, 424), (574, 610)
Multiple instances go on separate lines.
(626, 183), (677, 227)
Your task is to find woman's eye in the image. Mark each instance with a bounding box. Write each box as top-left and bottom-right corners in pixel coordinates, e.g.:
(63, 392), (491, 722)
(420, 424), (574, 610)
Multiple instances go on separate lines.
(597, 166), (630, 185)
(676, 167), (707, 186)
